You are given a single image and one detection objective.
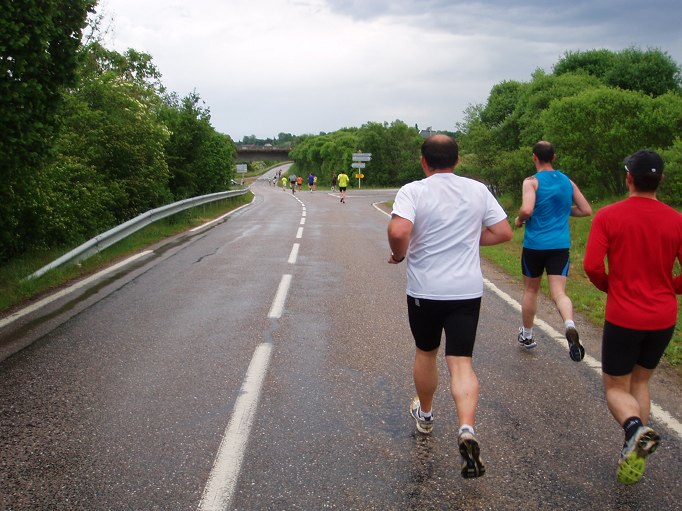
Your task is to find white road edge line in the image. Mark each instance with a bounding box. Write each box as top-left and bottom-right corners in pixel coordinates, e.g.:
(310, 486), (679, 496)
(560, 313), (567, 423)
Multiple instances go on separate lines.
(198, 341), (273, 511)
(288, 244), (300, 265)
(0, 251), (154, 330)
(375, 202), (682, 439)
(484, 278), (682, 440)
(268, 274), (292, 319)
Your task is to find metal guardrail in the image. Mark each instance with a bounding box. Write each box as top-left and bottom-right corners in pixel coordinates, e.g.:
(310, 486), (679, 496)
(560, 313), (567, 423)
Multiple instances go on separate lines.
(27, 189), (249, 280)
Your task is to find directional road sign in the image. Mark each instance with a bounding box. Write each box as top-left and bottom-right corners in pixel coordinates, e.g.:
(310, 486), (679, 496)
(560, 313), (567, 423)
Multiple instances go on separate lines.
(352, 153), (372, 162)
(351, 162), (365, 169)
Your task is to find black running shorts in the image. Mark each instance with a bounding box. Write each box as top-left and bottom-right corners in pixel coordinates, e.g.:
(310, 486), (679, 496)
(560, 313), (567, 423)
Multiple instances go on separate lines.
(521, 248), (570, 278)
(406, 295), (481, 357)
(601, 320), (675, 376)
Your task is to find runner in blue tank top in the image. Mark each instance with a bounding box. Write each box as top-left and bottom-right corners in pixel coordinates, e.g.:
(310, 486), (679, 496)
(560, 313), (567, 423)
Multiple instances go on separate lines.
(514, 141), (592, 360)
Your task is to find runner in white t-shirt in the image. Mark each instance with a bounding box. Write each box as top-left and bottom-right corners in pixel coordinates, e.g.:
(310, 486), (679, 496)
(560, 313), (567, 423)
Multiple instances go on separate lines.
(388, 134), (512, 478)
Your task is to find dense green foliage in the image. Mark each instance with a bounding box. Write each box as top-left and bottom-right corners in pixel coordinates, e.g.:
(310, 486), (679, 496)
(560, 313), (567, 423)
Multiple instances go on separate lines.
(290, 121), (424, 187)
(0, 4), (236, 262)
(161, 91), (236, 199)
(458, 48), (682, 203)
(0, 0), (96, 259)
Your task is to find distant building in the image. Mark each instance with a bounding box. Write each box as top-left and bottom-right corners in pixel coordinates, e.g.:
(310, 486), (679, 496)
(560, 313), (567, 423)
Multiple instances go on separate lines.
(419, 126), (437, 138)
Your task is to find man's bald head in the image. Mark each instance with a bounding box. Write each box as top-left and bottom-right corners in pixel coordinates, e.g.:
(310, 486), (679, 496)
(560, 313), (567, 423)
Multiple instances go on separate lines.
(421, 134), (459, 170)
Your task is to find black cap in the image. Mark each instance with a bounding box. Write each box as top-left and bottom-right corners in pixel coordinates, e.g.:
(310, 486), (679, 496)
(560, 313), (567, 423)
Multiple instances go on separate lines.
(624, 150), (664, 176)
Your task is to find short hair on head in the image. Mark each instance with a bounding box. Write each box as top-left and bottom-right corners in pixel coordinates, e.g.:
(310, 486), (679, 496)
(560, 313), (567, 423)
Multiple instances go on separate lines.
(625, 150), (664, 192)
(533, 141), (555, 164)
(631, 172), (662, 192)
(421, 135), (458, 169)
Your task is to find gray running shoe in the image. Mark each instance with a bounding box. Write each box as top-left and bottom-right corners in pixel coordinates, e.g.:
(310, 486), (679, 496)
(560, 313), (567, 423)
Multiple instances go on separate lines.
(565, 326), (585, 361)
(517, 328), (537, 349)
(459, 429), (486, 478)
(617, 426), (660, 485)
(409, 396), (433, 434)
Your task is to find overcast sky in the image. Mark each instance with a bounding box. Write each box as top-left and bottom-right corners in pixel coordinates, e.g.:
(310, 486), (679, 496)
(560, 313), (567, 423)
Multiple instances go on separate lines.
(99, 0), (682, 142)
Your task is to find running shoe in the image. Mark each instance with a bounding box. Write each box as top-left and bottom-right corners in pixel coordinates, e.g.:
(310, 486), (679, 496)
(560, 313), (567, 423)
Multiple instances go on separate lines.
(459, 429), (486, 478)
(616, 426), (660, 485)
(517, 328), (537, 349)
(565, 326), (585, 362)
(409, 396), (433, 434)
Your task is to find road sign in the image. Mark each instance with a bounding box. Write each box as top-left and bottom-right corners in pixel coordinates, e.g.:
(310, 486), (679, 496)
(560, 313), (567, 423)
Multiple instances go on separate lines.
(352, 153), (372, 162)
(351, 162), (365, 169)
(236, 164), (248, 173)
(355, 173), (364, 179)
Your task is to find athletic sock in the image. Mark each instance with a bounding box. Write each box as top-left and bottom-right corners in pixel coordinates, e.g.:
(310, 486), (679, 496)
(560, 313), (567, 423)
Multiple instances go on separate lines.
(419, 407), (432, 420)
(623, 416), (644, 442)
(564, 319), (576, 331)
(459, 424), (475, 435)
(522, 327), (533, 339)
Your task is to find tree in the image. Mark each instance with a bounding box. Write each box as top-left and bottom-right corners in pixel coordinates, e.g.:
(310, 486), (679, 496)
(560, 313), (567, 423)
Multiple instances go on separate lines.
(356, 121), (422, 186)
(659, 138), (682, 205)
(553, 49), (616, 78)
(162, 92), (235, 199)
(554, 47), (682, 97)
(55, 70), (172, 222)
(0, 0), (96, 260)
(480, 80), (524, 128)
(512, 70), (603, 146)
(542, 88), (658, 196)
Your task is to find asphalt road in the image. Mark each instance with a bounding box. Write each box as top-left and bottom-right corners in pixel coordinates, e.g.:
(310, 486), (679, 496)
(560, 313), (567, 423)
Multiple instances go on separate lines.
(1, 166), (681, 510)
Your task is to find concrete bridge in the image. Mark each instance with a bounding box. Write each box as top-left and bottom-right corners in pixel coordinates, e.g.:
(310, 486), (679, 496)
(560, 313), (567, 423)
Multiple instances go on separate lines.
(235, 145), (291, 162)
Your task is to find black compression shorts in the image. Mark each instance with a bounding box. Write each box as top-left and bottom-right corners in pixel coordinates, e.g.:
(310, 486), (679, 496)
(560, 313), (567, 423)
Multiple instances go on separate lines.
(601, 320), (675, 376)
(521, 248), (570, 278)
(406, 295), (481, 357)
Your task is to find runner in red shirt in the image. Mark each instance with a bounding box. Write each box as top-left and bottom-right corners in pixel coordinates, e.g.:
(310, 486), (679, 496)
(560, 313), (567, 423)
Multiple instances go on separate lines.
(584, 150), (682, 485)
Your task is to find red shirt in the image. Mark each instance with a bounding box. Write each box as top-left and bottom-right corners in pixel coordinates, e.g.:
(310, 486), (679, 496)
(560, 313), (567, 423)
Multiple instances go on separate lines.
(583, 196), (682, 330)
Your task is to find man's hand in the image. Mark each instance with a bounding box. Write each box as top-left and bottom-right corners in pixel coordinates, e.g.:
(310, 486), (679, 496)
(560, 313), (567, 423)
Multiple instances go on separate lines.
(388, 253), (405, 264)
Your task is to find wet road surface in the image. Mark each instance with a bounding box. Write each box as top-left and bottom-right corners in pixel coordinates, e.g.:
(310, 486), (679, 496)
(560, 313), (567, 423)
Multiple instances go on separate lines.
(1, 169), (681, 510)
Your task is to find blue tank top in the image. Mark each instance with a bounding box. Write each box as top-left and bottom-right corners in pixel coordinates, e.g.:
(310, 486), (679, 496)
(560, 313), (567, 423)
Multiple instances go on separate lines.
(523, 170), (573, 249)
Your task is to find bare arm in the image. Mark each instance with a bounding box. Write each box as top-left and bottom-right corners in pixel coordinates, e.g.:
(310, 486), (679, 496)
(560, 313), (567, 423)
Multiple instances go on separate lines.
(515, 177), (537, 228)
(387, 214), (413, 264)
(480, 218), (513, 246)
(570, 181), (592, 217)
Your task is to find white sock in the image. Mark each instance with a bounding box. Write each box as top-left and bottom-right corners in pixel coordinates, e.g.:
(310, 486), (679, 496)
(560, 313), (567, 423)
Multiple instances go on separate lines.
(419, 407), (432, 419)
(459, 424), (475, 435)
(522, 326), (533, 338)
(565, 320), (575, 331)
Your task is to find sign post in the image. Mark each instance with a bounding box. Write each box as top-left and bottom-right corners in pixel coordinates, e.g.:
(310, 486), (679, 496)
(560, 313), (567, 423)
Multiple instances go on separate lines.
(351, 152), (371, 189)
(236, 164), (248, 186)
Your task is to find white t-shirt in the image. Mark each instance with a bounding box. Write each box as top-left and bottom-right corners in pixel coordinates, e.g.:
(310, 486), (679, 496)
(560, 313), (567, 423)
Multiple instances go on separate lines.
(391, 172), (507, 300)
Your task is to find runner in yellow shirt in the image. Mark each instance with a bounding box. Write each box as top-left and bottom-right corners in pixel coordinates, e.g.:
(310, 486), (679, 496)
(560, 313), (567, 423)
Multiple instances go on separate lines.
(337, 171), (350, 203)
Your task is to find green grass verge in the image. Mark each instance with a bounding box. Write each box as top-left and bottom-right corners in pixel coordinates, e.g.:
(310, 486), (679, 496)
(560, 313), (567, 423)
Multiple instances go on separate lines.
(0, 192), (253, 313)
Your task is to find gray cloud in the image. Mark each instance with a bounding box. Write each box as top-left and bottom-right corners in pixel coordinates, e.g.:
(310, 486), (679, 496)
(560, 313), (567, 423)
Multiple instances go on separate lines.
(102, 0), (682, 140)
